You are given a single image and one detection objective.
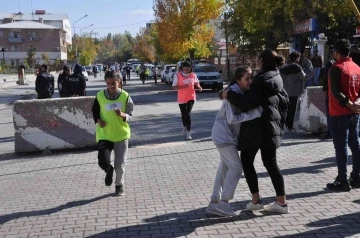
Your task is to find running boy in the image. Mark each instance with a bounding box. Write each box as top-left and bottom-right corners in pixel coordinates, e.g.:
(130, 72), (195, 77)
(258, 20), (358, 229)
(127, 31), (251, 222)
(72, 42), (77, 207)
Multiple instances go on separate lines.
(91, 70), (134, 196)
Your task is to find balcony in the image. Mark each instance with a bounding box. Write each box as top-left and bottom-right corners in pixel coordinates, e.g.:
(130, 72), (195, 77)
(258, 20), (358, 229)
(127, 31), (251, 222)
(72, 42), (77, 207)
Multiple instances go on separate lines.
(8, 37), (23, 43)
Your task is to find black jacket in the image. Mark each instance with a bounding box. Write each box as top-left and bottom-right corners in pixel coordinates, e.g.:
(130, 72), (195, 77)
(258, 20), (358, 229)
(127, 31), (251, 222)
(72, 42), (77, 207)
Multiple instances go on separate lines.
(68, 64), (86, 96)
(57, 73), (70, 97)
(35, 72), (55, 98)
(227, 69), (289, 150)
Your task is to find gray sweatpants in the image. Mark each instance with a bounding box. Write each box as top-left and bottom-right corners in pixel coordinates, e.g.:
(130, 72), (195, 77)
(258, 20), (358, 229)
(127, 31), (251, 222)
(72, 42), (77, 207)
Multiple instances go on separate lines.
(98, 139), (128, 186)
(114, 140), (128, 186)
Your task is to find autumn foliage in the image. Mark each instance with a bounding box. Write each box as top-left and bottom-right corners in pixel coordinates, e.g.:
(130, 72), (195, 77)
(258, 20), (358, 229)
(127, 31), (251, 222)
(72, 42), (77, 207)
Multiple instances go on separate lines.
(153, 0), (223, 60)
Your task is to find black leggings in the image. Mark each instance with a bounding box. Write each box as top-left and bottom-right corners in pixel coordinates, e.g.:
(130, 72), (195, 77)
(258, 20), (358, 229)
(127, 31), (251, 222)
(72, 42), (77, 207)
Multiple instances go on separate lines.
(241, 147), (285, 196)
(97, 140), (114, 172)
(179, 100), (194, 131)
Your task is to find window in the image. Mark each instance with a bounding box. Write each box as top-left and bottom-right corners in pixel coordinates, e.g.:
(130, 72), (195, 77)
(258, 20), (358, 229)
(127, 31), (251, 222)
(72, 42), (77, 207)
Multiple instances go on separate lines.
(15, 59), (20, 66)
(11, 59), (15, 67)
(31, 31), (36, 38)
(0, 31), (3, 38)
(14, 46), (19, 52)
(26, 31), (31, 37)
(13, 31), (21, 38)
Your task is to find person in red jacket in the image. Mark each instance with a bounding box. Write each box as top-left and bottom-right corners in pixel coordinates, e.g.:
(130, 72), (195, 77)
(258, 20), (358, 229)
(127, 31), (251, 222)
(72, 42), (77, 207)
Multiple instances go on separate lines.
(327, 39), (360, 191)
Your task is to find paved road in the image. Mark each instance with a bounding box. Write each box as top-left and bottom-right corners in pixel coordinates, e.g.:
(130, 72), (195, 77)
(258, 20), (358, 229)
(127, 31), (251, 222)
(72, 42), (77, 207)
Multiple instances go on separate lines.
(0, 73), (360, 238)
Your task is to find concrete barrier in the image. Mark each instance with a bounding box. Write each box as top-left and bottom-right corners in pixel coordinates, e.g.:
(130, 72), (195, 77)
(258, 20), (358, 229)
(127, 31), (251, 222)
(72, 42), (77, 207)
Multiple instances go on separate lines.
(13, 97), (96, 153)
(298, 86), (327, 134)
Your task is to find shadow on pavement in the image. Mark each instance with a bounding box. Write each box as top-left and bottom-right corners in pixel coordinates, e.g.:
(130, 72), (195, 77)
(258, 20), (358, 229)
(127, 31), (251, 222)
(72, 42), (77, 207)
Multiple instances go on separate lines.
(0, 193), (112, 225)
(85, 190), (334, 238)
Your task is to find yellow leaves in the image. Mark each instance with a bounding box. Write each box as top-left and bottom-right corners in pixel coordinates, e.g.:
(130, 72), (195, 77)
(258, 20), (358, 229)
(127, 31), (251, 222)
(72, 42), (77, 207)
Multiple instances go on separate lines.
(132, 28), (156, 62)
(153, 0), (223, 60)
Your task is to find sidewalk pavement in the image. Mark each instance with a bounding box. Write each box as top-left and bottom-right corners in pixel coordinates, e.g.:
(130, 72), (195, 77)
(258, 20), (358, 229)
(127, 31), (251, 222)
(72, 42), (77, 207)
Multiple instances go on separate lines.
(0, 75), (360, 238)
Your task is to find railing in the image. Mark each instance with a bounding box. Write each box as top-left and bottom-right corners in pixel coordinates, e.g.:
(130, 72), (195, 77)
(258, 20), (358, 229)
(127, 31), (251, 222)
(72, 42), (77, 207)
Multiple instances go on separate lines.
(8, 37), (23, 43)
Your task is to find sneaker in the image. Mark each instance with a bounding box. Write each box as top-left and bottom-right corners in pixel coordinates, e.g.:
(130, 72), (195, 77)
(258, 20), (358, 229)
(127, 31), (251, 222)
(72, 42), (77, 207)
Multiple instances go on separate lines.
(186, 131), (192, 140)
(215, 201), (237, 216)
(246, 199), (264, 211)
(206, 202), (222, 216)
(349, 177), (360, 189)
(264, 202), (289, 214)
(115, 185), (124, 196)
(105, 165), (114, 186)
(327, 179), (351, 192)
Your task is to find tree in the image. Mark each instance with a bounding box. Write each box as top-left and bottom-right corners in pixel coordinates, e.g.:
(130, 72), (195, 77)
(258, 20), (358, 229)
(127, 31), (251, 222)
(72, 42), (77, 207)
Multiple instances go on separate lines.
(227, 0), (360, 52)
(41, 53), (51, 66)
(25, 46), (36, 68)
(78, 36), (97, 65)
(132, 28), (156, 62)
(153, 0), (223, 60)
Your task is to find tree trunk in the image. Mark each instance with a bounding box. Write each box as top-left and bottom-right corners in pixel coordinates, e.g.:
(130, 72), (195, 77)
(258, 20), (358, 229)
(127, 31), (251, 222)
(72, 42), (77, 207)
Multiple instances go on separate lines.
(189, 48), (196, 61)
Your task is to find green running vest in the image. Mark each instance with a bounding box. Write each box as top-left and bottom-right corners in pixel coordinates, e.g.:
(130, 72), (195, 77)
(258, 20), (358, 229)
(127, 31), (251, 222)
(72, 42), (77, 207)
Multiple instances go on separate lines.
(96, 89), (131, 142)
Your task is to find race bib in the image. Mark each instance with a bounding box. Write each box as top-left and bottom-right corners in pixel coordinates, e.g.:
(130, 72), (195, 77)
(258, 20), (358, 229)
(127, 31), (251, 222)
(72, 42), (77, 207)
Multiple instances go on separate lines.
(105, 102), (122, 111)
(182, 78), (193, 85)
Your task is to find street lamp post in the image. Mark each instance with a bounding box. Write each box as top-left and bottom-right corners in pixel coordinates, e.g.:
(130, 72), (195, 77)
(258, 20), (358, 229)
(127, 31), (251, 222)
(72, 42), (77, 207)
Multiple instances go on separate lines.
(80, 24), (94, 36)
(223, 0), (231, 81)
(73, 14), (88, 63)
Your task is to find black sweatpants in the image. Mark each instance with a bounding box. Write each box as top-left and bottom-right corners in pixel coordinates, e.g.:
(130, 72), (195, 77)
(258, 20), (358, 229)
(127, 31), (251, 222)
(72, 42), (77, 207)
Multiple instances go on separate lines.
(286, 96), (298, 130)
(179, 100), (194, 131)
(241, 147), (285, 196)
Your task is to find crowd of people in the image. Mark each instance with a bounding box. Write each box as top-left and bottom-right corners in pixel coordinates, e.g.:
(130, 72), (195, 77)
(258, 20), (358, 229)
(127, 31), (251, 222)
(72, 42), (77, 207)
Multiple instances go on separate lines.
(32, 38), (360, 216)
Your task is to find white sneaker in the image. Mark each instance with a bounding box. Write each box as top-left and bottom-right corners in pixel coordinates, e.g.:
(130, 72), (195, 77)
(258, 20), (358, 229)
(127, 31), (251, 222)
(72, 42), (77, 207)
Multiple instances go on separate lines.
(186, 131), (192, 140)
(206, 202), (222, 216)
(215, 201), (237, 216)
(246, 199), (264, 211)
(264, 202), (289, 214)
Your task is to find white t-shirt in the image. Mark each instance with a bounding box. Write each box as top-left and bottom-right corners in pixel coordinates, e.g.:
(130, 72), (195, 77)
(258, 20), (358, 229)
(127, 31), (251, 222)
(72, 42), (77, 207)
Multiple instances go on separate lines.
(172, 72), (199, 86)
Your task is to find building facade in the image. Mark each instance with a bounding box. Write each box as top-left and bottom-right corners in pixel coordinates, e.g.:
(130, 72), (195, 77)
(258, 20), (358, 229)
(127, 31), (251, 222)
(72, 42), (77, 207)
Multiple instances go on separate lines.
(0, 10), (72, 45)
(0, 21), (67, 66)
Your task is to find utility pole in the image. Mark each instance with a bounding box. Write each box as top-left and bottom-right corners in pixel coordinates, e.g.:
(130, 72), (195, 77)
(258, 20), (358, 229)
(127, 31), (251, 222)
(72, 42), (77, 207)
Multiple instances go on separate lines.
(223, 0), (231, 81)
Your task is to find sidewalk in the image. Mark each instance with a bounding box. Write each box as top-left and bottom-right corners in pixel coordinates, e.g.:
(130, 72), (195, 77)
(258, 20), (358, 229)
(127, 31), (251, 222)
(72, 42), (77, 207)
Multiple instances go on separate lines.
(0, 75), (359, 238)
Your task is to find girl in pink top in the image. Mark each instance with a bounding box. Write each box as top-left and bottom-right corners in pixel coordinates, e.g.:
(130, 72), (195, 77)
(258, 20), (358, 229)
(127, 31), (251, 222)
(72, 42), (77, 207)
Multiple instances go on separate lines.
(172, 60), (202, 139)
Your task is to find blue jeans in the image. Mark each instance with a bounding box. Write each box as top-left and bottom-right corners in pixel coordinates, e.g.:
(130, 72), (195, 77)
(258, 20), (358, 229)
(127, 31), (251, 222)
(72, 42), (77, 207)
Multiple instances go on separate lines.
(329, 114), (360, 182)
(313, 68), (321, 86)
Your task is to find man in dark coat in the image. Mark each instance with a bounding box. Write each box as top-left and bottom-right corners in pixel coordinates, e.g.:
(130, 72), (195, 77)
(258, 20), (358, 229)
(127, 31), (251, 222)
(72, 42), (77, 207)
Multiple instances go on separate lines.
(68, 64), (86, 97)
(58, 65), (71, 97)
(35, 64), (54, 99)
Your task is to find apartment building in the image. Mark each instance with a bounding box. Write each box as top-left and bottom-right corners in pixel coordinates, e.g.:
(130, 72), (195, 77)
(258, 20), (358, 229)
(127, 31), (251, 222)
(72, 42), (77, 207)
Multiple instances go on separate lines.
(0, 20), (67, 66)
(0, 10), (72, 44)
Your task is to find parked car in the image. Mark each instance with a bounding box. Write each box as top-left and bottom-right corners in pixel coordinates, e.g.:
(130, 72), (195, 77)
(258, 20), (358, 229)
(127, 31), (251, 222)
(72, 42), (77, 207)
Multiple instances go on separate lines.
(164, 67), (176, 84)
(85, 66), (93, 75)
(161, 64), (176, 82)
(193, 63), (223, 91)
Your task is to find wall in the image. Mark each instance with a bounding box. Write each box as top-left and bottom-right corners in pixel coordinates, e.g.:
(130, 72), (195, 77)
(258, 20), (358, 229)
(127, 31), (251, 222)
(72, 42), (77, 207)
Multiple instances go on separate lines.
(298, 86), (327, 134)
(13, 97), (96, 153)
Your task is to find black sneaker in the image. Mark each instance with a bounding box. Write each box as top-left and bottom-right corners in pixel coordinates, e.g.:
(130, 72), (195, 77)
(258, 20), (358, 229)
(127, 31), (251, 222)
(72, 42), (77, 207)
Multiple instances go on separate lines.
(105, 165), (114, 186)
(327, 179), (351, 192)
(115, 185), (124, 196)
(349, 177), (360, 188)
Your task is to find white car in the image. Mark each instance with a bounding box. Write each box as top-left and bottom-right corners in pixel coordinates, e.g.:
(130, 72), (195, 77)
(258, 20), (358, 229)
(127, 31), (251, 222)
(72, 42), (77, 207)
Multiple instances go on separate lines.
(161, 64), (176, 82)
(164, 67), (176, 84)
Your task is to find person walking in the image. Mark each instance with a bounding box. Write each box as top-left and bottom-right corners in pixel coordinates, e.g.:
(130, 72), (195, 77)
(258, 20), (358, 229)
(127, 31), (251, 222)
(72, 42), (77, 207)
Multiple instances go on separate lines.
(91, 70), (134, 196)
(301, 50), (314, 88)
(207, 66), (263, 217)
(126, 64), (132, 80)
(222, 49), (289, 214)
(35, 64), (54, 99)
(121, 68), (127, 85)
(68, 64), (87, 97)
(58, 65), (70, 98)
(327, 39), (360, 191)
(311, 50), (323, 86)
(139, 63), (146, 84)
(172, 60), (202, 140)
(280, 51), (312, 132)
